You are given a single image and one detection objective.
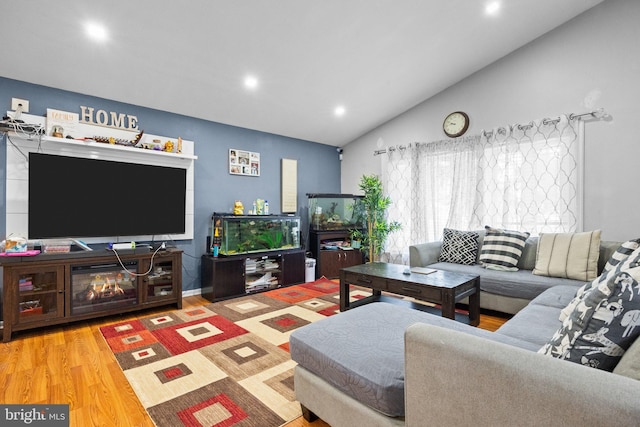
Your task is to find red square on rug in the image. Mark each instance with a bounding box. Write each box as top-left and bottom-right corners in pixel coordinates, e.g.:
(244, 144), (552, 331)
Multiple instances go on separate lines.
(318, 304), (341, 316)
(158, 363), (191, 381)
(152, 315), (248, 355)
(275, 317), (297, 327)
(177, 393), (247, 426)
(100, 319), (147, 339)
(265, 285), (325, 303)
(299, 278), (340, 294)
(106, 329), (160, 353)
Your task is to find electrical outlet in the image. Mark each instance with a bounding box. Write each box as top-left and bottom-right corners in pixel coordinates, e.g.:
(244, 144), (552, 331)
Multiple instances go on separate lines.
(11, 98), (29, 113)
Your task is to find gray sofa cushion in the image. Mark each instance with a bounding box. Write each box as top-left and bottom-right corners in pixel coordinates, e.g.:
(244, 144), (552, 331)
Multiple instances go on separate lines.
(517, 236), (539, 270)
(290, 302), (539, 417)
(495, 285), (576, 347)
(427, 261), (585, 300)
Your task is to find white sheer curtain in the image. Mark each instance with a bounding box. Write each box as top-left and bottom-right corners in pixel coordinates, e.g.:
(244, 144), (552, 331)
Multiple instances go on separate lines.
(382, 114), (583, 264)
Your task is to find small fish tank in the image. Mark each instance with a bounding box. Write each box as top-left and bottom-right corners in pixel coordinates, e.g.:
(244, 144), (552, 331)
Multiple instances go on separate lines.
(211, 213), (301, 256)
(307, 193), (364, 231)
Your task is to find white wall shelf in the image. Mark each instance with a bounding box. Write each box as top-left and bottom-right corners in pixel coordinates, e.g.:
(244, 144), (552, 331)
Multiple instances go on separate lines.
(41, 135), (198, 161)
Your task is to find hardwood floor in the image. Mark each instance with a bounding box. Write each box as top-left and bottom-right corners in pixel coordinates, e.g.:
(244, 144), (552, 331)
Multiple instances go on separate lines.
(0, 295), (508, 427)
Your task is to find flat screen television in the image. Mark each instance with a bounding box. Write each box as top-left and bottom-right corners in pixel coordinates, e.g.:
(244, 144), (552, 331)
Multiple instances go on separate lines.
(28, 153), (187, 239)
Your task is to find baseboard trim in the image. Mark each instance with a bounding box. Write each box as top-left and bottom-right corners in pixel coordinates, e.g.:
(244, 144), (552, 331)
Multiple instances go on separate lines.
(182, 288), (202, 297)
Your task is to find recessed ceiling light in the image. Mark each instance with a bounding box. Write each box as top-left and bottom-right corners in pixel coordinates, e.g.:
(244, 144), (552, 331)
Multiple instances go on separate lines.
(84, 22), (108, 42)
(485, 1), (501, 15)
(244, 76), (259, 90)
(334, 106), (346, 117)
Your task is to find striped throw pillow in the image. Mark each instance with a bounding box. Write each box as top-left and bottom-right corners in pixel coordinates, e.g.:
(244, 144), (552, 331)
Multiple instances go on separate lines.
(479, 226), (530, 271)
(533, 230), (601, 281)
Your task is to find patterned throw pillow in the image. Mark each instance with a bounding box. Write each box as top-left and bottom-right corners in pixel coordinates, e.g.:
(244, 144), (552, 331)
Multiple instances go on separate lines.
(602, 238), (640, 273)
(438, 228), (479, 265)
(540, 246), (640, 371)
(533, 230), (601, 281)
(559, 238), (640, 322)
(479, 226), (530, 271)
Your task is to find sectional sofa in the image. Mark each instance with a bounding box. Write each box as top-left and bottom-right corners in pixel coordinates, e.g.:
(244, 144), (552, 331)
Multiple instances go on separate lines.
(409, 231), (621, 314)
(290, 233), (640, 426)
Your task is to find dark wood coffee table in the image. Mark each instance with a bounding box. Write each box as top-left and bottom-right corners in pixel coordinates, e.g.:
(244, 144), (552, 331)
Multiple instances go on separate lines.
(340, 262), (480, 326)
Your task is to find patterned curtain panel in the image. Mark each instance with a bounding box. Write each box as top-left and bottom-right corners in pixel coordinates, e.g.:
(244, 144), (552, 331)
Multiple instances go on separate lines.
(471, 115), (582, 235)
(382, 114), (583, 264)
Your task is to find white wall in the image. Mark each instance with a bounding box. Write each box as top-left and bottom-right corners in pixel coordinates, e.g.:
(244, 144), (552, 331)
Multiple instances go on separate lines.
(342, 0), (640, 242)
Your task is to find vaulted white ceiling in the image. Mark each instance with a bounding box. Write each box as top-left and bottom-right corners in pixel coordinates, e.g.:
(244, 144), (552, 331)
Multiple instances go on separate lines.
(0, 0), (604, 146)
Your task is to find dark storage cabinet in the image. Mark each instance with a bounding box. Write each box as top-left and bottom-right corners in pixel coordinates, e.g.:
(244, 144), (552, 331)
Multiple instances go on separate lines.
(306, 194), (364, 279)
(319, 248), (363, 279)
(2, 249), (182, 342)
(309, 230), (363, 279)
(201, 248), (306, 302)
(201, 256), (246, 301)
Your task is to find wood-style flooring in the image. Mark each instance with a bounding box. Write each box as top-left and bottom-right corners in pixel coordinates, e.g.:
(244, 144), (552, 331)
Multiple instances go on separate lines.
(0, 294), (508, 427)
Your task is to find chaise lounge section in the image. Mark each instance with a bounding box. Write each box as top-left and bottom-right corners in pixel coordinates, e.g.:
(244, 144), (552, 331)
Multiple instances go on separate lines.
(291, 287), (640, 426)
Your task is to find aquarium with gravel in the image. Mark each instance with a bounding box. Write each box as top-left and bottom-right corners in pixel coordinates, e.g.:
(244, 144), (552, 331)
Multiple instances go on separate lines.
(211, 213), (301, 255)
(307, 193), (364, 231)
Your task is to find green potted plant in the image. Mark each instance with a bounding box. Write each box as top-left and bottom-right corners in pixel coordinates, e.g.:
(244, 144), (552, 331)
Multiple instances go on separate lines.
(349, 228), (363, 249)
(357, 174), (401, 262)
(348, 197), (366, 249)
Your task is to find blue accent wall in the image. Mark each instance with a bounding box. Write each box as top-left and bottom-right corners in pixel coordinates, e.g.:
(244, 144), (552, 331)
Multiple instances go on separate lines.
(0, 77), (341, 291)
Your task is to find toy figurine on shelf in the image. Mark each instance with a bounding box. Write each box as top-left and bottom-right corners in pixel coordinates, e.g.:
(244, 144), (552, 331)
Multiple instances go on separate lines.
(233, 200), (244, 215)
(255, 199), (265, 215)
(51, 125), (64, 138)
(164, 140), (174, 152)
(131, 130), (144, 146)
(212, 219), (222, 257)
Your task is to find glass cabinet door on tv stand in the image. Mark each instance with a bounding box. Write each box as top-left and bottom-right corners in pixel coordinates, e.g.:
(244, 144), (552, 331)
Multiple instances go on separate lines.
(141, 255), (180, 303)
(5, 265), (65, 339)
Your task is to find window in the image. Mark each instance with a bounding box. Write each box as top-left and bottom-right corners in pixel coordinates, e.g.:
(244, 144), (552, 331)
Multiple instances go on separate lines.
(382, 114), (583, 263)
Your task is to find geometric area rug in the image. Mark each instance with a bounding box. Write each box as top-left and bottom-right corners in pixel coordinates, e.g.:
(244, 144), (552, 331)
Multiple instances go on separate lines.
(99, 277), (371, 427)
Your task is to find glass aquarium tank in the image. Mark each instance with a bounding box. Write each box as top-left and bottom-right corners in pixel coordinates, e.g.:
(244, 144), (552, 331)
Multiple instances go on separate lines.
(307, 193), (364, 231)
(211, 213), (301, 256)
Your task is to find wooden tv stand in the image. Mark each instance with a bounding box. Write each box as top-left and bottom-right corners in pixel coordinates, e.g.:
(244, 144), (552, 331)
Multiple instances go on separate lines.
(1, 248), (182, 342)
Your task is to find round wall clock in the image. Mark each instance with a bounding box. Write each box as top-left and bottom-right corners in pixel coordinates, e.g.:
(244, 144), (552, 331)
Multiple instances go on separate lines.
(443, 111), (470, 138)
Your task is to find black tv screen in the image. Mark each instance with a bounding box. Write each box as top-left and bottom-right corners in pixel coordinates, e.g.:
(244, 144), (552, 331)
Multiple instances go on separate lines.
(29, 153), (187, 239)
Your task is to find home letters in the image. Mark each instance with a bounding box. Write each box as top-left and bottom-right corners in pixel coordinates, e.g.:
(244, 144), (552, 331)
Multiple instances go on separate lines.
(80, 105), (139, 130)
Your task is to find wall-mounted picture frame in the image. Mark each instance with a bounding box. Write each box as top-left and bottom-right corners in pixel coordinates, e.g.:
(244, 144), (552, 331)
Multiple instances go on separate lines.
(229, 149), (260, 176)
